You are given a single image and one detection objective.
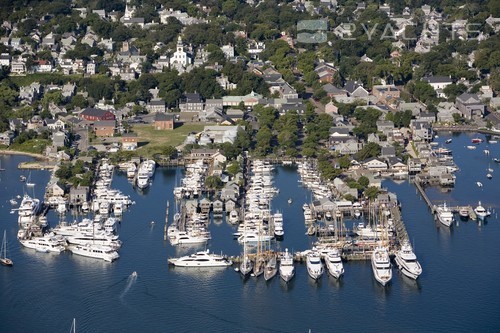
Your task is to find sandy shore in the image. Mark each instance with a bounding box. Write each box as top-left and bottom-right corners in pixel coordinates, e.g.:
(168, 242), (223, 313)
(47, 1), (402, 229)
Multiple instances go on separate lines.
(0, 149), (49, 160)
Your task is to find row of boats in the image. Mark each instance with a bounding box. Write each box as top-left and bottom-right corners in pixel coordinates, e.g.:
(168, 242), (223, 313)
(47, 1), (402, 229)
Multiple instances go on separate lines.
(435, 201), (491, 227)
(168, 240), (422, 285)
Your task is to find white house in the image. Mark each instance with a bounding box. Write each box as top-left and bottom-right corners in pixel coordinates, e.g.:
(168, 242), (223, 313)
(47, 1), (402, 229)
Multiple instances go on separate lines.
(362, 157), (388, 171)
(170, 36), (191, 67)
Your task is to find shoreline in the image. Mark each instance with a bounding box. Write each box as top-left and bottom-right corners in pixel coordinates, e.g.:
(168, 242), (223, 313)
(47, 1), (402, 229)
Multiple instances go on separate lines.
(0, 149), (50, 160)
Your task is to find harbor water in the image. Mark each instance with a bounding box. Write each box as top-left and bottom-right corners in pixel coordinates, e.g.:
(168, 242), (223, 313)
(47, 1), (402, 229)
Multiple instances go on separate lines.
(1, 132), (500, 332)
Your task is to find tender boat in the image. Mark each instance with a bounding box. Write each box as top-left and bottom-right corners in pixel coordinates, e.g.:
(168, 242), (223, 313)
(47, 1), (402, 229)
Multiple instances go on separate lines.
(279, 248), (295, 282)
(445, 138), (452, 144)
(324, 248), (344, 279)
(168, 250), (232, 267)
(435, 203), (454, 227)
(68, 243), (119, 262)
(263, 253), (278, 281)
(306, 249), (324, 280)
(474, 201), (490, 220)
(394, 240), (422, 280)
(371, 246), (392, 286)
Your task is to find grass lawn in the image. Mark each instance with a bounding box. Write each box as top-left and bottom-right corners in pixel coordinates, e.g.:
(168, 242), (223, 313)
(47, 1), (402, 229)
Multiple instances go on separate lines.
(132, 123), (205, 156)
(9, 139), (51, 155)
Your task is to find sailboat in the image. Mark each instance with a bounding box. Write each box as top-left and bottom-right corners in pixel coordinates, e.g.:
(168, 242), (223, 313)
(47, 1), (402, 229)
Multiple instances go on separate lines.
(26, 172), (35, 188)
(239, 230), (253, 276)
(1, 230), (13, 266)
(0, 159), (5, 171)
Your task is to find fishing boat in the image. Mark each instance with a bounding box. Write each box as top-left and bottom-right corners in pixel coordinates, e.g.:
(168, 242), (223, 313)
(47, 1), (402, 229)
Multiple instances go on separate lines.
(1, 230), (13, 266)
(394, 240), (422, 280)
(279, 248), (295, 282)
(458, 206), (469, 219)
(168, 250), (232, 267)
(371, 245), (392, 286)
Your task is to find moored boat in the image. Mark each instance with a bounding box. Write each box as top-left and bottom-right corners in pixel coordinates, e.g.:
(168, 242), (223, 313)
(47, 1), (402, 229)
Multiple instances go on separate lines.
(474, 201), (490, 220)
(168, 250), (232, 267)
(394, 240), (422, 280)
(323, 248), (344, 279)
(263, 253), (278, 281)
(1, 230), (13, 266)
(435, 203), (454, 227)
(68, 243), (119, 262)
(371, 246), (392, 286)
(306, 249), (324, 280)
(279, 248), (295, 282)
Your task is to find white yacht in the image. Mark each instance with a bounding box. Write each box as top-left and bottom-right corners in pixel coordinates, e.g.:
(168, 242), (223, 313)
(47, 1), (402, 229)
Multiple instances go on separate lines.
(169, 231), (210, 245)
(324, 248), (344, 279)
(68, 243), (119, 262)
(394, 240), (422, 280)
(17, 194), (42, 227)
(228, 210), (239, 224)
(168, 250), (232, 267)
(279, 248), (295, 282)
(474, 201), (490, 220)
(19, 236), (66, 253)
(306, 249), (324, 280)
(273, 213), (284, 238)
(263, 253), (278, 281)
(435, 203), (454, 227)
(371, 246), (392, 286)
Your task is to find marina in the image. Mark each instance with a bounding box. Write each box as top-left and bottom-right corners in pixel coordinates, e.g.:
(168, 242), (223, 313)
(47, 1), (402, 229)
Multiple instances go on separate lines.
(1, 132), (500, 332)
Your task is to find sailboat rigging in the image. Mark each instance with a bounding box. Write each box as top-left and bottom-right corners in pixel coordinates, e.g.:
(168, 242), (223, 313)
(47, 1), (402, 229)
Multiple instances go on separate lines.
(1, 230), (13, 266)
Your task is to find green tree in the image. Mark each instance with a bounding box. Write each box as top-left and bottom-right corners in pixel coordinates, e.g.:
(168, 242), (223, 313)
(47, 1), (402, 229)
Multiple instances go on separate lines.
(205, 175), (223, 190)
(364, 187), (380, 200)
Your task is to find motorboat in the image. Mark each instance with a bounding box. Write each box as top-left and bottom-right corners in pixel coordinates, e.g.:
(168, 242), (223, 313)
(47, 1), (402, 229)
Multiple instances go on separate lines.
(126, 163), (137, 178)
(169, 230), (210, 245)
(445, 139), (452, 144)
(237, 232), (273, 244)
(458, 206), (469, 219)
(324, 248), (344, 279)
(306, 249), (324, 280)
(68, 243), (120, 262)
(435, 203), (454, 227)
(371, 246), (392, 286)
(476, 181), (483, 187)
(354, 209), (361, 219)
(168, 250), (232, 267)
(466, 145), (477, 150)
(394, 240), (422, 280)
(279, 248), (295, 282)
(486, 173), (493, 179)
(273, 213), (284, 238)
(474, 201), (490, 220)
(471, 138), (483, 143)
(19, 235), (66, 253)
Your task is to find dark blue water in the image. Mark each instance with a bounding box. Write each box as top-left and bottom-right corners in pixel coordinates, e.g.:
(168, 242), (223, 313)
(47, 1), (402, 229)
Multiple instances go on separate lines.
(1, 133), (499, 333)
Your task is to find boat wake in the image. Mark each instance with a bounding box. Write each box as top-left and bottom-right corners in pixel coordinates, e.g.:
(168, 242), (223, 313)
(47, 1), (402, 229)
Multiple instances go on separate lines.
(119, 271), (138, 299)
